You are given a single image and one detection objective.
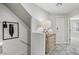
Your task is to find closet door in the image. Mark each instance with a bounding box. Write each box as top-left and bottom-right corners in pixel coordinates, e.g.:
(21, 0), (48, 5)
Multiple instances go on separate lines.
(56, 17), (65, 44)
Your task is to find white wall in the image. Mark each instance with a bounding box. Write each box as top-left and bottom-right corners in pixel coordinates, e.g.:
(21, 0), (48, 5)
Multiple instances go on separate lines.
(0, 4), (30, 55)
(21, 3), (51, 55)
(50, 15), (56, 32)
(21, 3), (50, 22)
(31, 18), (39, 33)
(5, 3), (31, 28)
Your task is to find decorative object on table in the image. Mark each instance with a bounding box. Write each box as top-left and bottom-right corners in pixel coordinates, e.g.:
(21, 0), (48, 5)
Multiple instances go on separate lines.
(2, 21), (19, 40)
(37, 20), (56, 54)
(37, 20), (51, 33)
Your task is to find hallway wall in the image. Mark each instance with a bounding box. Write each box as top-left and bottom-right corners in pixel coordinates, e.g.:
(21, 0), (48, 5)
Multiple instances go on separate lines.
(21, 3), (51, 55)
(5, 3), (31, 28)
(31, 18), (39, 33)
(21, 3), (50, 22)
(0, 4), (31, 55)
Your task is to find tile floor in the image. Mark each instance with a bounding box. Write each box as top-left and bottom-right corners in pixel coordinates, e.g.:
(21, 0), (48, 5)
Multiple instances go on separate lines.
(49, 44), (79, 55)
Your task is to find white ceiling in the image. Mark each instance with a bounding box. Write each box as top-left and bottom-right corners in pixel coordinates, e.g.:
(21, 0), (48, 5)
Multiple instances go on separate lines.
(35, 3), (79, 14)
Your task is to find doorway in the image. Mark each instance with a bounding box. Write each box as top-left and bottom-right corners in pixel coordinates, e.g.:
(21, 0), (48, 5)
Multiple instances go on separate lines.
(70, 16), (79, 51)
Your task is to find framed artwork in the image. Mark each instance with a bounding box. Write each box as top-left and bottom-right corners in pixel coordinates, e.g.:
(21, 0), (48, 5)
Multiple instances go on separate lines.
(2, 21), (19, 40)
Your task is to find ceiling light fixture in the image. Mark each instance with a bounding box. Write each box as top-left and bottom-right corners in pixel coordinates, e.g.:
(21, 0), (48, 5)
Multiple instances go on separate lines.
(56, 3), (62, 7)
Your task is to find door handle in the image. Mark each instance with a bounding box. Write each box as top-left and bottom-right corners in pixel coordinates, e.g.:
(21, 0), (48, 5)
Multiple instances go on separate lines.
(56, 27), (58, 30)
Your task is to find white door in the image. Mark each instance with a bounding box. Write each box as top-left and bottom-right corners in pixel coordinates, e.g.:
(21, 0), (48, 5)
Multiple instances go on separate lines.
(56, 17), (65, 44)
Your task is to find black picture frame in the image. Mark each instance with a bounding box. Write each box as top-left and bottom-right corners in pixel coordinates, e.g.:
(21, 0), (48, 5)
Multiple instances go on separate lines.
(2, 21), (19, 40)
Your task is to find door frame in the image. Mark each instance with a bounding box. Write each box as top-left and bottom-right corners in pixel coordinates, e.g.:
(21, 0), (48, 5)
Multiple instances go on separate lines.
(55, 16), (69, 45)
